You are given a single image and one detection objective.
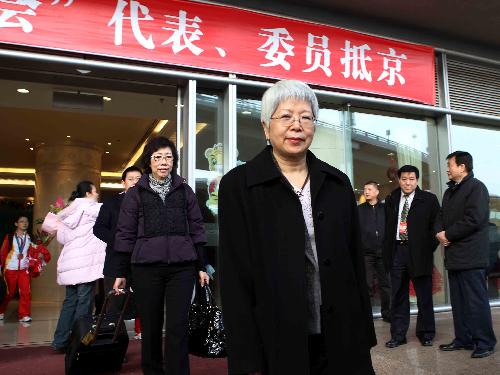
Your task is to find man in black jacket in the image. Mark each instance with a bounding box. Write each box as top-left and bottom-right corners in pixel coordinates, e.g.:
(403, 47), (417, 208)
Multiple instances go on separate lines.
(383, 165), (440, 348)
(93, 166), (142, 314)
(358, 180), (391, 322)
(436, 151), (496, 358)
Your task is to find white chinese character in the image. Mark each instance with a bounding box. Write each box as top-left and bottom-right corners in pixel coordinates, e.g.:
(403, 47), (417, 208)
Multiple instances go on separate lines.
(108, 0), (155, 50)
(258, 27), (294, 70)
(0, 0), (41, 33)
(161, 10), (204, 55)
(377, 48), (407, 85)
(340, 40), (372, 81)
(303, 33), (332, 77)
(51, 0), (73, 6)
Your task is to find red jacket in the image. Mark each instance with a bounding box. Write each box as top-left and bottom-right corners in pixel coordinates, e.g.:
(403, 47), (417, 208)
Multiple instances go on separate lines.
(1, 234), (51, 276)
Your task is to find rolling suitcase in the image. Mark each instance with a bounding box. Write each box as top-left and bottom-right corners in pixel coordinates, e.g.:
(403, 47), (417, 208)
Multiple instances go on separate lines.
(65, 290), (131, 375)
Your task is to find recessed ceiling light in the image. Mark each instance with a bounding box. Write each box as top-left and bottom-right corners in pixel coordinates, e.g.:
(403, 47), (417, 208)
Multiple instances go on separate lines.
(103, 96), (112, 102)
(105, 151), (110, 154)
(29, 147), (34, 151)
(241, 111), (252, 115)
(17, 88), (30, 94)
(76, 69), (92, 74)
(25, 138), (30, 141)
(66, 135), (71, 138)
(107, 142), (112, 145)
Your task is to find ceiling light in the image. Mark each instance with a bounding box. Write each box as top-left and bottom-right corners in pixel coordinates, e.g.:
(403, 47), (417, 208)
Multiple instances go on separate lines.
(0, 168), (35, 174)
(241, 111), (252, 115)
(196, 123), (207, 134)
(100, 182), (123, 189)
(17, 88), (30, 94)
(25, 138), (30, 141)
(103, 96), (112, 102)
(66, 135), (71, 138)
(105, 151), (110, 154)
(101, 171), (122, 177)
(76, 69), (91, 74)
(29, 147), (34, 151)
(0, 178), (35, 186)
(126, 119), (169, 168)
(107, 142), (112, 145)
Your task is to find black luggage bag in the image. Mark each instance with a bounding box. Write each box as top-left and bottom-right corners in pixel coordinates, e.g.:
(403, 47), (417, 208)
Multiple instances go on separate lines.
(65, 290), (131, 375)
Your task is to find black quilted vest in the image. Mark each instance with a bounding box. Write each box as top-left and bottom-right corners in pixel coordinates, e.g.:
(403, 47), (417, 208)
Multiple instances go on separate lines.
(139, 186), (188, 238)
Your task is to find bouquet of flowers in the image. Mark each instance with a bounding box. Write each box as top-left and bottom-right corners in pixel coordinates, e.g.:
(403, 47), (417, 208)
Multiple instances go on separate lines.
(27, 197), (66, 277)
(35, 196), (66, 246)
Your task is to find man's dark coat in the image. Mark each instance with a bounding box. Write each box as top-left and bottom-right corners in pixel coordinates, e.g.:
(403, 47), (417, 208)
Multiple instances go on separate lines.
(383, 187), (440, 277)
(219, 146), (376, 375)
(93, 193), (127, 278)
(435, 173), (490, 270)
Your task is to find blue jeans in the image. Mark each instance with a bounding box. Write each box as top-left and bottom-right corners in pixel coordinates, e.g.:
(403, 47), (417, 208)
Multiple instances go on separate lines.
(52, 281), (95, 349)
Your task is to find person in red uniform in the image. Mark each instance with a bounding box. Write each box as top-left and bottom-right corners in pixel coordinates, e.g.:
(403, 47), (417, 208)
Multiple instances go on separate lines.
(0, 215), (51, 322)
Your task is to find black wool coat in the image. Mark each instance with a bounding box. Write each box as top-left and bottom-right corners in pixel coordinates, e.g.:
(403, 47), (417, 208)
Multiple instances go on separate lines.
(93, 193), (128, 278)
(383, 187), (440, 277)
(219, 146), (376, 375)
(435, 173), (490, 270)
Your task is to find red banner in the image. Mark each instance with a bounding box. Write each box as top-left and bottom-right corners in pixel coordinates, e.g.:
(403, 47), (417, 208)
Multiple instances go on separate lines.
(0, 0), (435, 104)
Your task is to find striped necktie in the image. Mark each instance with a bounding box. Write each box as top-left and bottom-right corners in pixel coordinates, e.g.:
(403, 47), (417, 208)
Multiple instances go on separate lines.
(399, 194), (409, 240)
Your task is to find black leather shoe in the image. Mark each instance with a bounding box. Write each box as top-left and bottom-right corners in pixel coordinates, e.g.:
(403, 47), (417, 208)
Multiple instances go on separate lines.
(420, 339), (433, 347)
(385, 338), (407, 348)
(382, 316), (391, 323)
(439, 342), (474, 351)
(471, 348), (494, 358)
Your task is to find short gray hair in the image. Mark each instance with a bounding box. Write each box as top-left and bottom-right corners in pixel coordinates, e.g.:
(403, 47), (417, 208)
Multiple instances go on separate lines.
(260, 80), (319, 127)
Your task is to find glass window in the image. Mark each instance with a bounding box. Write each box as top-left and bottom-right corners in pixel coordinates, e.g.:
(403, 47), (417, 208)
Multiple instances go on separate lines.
(347, 109), (444, 308)
(237, 96), (265, 162)
(451, 122), (500, 302)
(235, 93), (446, 309)
(311, 105), (346, 171)
(195, 92), (224, 297)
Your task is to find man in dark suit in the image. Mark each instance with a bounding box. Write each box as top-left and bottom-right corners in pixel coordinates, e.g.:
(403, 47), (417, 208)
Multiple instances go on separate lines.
(383, 165), (440, 348)
(358, 180), (391, 322)
(93, 166), (142, 314)
(436, 151), (496, 358)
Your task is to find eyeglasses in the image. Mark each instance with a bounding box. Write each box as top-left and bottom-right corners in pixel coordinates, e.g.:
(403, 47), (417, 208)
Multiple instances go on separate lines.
(270, 114), (316, 128)
(151, 154), (174, 163)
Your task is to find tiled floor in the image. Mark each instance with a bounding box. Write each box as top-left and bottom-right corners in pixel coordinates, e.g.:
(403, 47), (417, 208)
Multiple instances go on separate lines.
(0, 300), (499, 374)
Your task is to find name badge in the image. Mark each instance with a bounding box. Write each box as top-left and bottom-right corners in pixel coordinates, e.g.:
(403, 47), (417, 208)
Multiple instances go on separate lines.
(399, 221), (407, 235)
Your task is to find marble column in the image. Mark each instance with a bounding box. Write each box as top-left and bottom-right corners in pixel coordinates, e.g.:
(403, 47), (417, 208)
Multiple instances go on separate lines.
(32, 141), (102, 303)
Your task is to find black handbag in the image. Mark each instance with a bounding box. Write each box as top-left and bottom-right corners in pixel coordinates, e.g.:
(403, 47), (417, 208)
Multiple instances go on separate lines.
(188, 284), (227, 358)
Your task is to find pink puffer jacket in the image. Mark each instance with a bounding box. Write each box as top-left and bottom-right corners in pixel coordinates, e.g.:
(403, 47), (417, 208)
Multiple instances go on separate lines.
(50, 198), (106, 286)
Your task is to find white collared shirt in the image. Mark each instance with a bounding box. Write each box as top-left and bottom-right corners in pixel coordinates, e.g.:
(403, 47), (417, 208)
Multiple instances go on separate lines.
(396, 190), (415, 240)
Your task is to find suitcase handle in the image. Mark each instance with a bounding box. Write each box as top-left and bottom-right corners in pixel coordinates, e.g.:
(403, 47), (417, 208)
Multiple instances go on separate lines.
(81, 289), (131, 346)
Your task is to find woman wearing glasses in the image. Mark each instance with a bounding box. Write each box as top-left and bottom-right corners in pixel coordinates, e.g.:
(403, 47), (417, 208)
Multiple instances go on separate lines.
(219, 80), (376, 375)
(114, 136), (209, 375)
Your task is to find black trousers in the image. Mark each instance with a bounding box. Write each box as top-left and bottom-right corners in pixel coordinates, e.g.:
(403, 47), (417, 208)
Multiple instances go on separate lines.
(390, 244), (435, 341)
(132, 262), (196, 375)
(449, 268), (497, 350)
(364, 252), (391, 319)
(308, 334), (328, 375)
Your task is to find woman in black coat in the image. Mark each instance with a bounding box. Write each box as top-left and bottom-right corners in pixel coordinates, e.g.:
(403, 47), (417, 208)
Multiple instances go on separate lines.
(219, 80), (376, 375)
